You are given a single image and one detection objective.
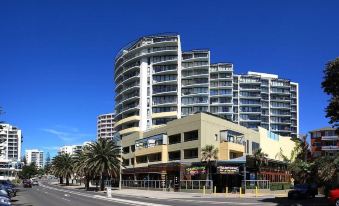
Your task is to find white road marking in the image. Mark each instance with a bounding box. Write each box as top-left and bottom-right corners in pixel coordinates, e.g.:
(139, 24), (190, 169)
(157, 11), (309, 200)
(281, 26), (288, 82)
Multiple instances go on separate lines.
(170, 199), (262, 205)
(40, 183), (170, 206)
(61, 197), (71, 202)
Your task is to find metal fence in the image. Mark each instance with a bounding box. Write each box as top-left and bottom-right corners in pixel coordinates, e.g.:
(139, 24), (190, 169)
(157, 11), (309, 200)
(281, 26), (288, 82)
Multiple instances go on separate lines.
(120, 180), (172, 190)
(242, 180), (270, 190)
(179, 180), (213, 192)
(106, 180), (213, 193)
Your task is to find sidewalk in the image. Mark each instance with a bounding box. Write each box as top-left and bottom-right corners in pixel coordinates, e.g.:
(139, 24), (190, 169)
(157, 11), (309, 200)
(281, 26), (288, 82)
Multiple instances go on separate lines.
(109, 188), (287, 199)
(50, 182), (288, 199)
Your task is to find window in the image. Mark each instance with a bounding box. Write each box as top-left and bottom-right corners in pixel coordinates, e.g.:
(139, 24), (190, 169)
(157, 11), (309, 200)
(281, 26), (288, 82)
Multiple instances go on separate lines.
(168, 134), (181, 144)
(152, 118), (175, 125)
(184, 130), (198, 142)
(131, 145), (135, 152)
(136, 155), (147, 164)
(123, 146), (130, 154)
(152, 107), (176, 113)
(153, 85), (177, 94)
(184, 148), (198, 159)
(168, 151), (181, 161)
(131, 158), (134, 165)
(252, 142), (260, 153)
(123, 158), (129, 166)
(148, 153), (162, 162)
(153, 64), (177, 73)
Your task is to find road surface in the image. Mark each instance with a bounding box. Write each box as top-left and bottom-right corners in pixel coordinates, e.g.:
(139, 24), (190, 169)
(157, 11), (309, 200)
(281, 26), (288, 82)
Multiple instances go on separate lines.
(12, 181), (328, 206)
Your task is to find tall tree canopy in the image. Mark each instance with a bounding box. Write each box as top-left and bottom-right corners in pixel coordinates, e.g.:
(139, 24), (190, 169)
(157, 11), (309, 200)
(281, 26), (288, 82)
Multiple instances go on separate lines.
(322, 57), (339, 131)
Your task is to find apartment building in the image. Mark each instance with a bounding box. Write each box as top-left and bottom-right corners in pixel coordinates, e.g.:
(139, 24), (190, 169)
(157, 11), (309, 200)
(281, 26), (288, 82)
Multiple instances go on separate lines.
(121, 112), (295, 187)
(97, 113), (116, 140)
(310, 127), (339, 157)
(25, 149), (44, 169)
(0, 124), (23, 180)
(0, 124), (22, 161)
(114, 34), (299, 138)
(58, 141), (91, 155)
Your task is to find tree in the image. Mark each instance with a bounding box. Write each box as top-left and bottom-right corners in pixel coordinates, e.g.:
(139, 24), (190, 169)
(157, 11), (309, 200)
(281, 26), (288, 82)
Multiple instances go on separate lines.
(252, 148), (268, 180)
(83, 139), (121, 191)
(322, 57), (339, 132)
(51, 153), (74, 185)
(44, 152), (51, 175)
(19, 162), (38, 179)
(73, 148), (93, 190)
(277, 138), (315, 184)
(201, 145), (218, 182)
(315, 153), (339, 184)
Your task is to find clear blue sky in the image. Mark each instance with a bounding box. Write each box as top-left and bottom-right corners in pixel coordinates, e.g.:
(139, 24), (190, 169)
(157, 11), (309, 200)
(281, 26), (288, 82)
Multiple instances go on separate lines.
(0, 0), (338, 158)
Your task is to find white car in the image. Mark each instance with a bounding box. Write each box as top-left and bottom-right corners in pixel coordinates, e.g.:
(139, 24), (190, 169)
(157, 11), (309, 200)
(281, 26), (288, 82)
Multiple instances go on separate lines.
(0, 195), (11, 205)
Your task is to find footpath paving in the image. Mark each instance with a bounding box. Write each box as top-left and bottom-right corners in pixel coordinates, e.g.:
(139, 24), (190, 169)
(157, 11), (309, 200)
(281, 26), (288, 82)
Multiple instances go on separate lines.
(50, 182), (288, 199)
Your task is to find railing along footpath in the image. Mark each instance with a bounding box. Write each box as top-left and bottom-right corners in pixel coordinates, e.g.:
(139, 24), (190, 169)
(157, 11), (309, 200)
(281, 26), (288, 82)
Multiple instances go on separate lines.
(105, 179), (213, 193)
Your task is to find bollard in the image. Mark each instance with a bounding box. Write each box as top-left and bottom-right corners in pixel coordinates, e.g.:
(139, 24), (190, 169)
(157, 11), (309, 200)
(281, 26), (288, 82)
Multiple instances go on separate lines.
(214, 186), (216, 195)
(203, 186), (206, 195)
(255, 186), (258, 197)
(239, 187), (242, 198)
(225, 187), (228, 197)
(107, 186), (112, 198)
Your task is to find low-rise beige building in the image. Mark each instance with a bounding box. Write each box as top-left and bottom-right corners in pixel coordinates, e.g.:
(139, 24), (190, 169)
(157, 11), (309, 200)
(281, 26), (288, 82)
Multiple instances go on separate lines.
(121, 112), (295, 181)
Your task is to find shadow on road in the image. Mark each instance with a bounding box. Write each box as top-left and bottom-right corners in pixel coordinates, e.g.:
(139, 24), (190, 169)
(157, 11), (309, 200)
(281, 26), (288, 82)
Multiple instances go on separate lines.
(259, 196), (329, 206)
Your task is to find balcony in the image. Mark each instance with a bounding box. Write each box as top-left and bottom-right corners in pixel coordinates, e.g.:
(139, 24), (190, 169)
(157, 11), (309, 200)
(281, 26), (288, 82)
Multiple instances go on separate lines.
(321, 145), (339, 151)
(321, 136), (339, 141)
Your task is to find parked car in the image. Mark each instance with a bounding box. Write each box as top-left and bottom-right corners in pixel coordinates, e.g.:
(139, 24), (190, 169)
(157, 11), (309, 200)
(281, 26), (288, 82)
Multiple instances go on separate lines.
(32, 179), (39, 186)
(288, 184), (318, 199)
(0, 181), (16, 197)
(0, 186), (14, 198)
(22, 179), (32, 188)
(0, 196), (11, 206)
(0, 189), (10, 200)
(328, 188), (339, 205)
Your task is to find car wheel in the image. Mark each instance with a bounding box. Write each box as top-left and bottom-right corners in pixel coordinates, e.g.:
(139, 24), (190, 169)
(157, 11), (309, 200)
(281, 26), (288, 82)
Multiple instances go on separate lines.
(335, 199), (339, 206)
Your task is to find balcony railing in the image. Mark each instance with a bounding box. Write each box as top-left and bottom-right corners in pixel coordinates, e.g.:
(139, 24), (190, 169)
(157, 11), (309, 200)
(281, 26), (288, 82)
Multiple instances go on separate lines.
(321, 145), (339, 151)
(321, 136), (339, 141)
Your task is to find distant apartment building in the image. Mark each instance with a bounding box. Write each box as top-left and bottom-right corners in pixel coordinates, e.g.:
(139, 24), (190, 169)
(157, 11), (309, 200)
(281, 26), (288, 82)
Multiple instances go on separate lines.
(25, 149), (44, 169)
(58, 141), (91, 155)
(310, 127), (339, 157)
(0, 124), (22, 161)
(97, 113), (116, 140)
(114, 33), (299, 138)
(0, 123), (23, 180)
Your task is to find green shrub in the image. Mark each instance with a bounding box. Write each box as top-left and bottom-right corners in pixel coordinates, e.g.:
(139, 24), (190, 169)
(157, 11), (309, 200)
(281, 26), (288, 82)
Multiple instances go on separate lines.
(270, 182), (292, 190)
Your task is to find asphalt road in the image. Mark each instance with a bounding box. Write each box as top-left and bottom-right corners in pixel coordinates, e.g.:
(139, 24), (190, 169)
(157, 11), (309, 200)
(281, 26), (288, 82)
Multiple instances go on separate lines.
(11, 181), (330, 206)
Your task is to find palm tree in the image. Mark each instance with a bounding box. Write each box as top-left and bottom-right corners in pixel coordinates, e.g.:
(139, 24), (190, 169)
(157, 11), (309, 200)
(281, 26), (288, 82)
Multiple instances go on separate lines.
(253, 148), (268, 180)
(73, 148), (93, 190)
(51, 153), (74, 186)
(201, 145), (218, 182)
(84, 139), (121, 191)
(315, 153), (339, 184)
